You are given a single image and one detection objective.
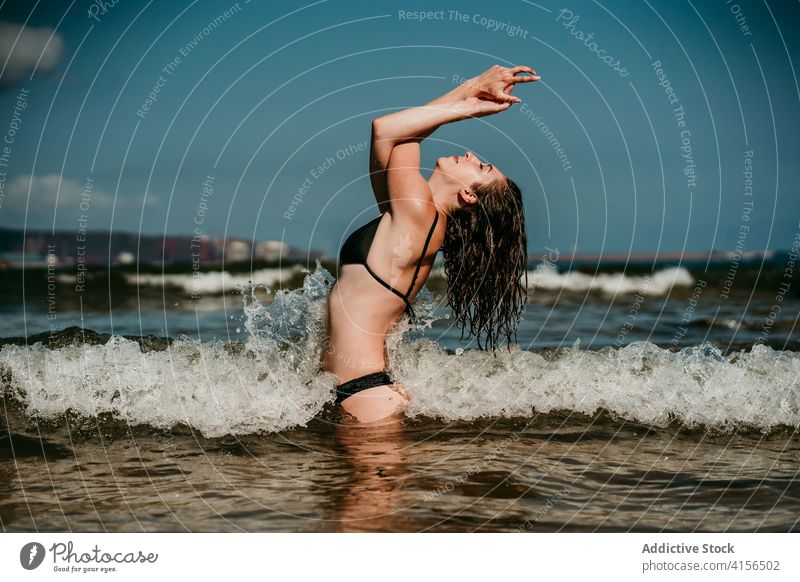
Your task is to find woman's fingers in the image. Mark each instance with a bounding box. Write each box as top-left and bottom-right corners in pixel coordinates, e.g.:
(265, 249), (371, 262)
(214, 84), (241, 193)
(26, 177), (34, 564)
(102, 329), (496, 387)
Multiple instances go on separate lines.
(493, 89), (520, 103)
(470, 64), (539, 106)
(509, 65), (537, 75)
(482, 100), (512, 114)
(505, 65), (540, 84)
(483, 102), (511, 115)
(508, 72), (541, 84)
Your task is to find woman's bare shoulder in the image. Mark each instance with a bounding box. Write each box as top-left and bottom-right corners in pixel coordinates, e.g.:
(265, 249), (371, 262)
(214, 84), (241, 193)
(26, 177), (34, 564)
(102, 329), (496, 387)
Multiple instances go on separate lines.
(387, 198), (439, 231)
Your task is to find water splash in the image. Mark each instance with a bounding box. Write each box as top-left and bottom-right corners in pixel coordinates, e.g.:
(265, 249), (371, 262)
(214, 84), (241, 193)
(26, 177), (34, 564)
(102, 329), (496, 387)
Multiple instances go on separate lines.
(0, 261), (340, 437)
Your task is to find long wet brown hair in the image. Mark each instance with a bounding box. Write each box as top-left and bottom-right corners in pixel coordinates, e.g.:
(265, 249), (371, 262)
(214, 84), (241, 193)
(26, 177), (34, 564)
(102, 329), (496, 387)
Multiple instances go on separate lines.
(441, 177), (528, 352)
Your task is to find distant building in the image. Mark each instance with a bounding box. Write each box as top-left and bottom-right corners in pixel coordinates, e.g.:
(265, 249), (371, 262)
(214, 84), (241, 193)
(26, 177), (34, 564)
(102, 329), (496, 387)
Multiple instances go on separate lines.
(255, 240), (290, 262)
(0, 227), (321, 266)
(116, 252), (136, 265)
(224, 240), (251, 262)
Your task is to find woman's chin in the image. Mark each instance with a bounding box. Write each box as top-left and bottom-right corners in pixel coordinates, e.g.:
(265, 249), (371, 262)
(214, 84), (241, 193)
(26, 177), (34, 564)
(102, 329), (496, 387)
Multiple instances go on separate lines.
(435, 158), (452, 171)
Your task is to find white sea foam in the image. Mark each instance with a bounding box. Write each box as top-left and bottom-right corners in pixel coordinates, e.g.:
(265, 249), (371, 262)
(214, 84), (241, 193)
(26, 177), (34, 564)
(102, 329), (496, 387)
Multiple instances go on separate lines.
(390, 339), (800, 432)
(126, 267), (301, 295)
(527, 262), (694, 295)
(2, 263), (798, 436)
(54, 267), (300, 294)
(0, 335), (335, 437)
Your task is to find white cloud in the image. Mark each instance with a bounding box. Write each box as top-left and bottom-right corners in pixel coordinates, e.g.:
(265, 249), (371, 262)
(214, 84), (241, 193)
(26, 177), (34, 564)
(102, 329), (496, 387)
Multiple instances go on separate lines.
(0, 21), (65, 89)
(0, 173), (160, 229)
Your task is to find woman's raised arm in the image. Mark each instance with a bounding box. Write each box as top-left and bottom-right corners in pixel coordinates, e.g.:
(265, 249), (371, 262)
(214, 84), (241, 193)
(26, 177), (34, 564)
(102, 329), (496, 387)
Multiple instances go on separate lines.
(384, 97), (520, 221)
(369, 83), (468, 211)
(369, 64), (539, 211)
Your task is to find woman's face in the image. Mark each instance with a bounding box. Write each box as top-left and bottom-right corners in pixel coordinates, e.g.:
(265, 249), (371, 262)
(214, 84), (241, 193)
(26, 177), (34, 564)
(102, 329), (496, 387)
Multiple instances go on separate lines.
(437, 151), (505, 190)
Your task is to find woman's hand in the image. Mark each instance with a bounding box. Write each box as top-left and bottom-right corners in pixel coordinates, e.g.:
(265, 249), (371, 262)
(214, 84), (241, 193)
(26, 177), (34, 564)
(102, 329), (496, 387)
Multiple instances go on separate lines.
(367, 64), (538, 203)
(453, 96), (514, 120)
(466, 64), (540, 104)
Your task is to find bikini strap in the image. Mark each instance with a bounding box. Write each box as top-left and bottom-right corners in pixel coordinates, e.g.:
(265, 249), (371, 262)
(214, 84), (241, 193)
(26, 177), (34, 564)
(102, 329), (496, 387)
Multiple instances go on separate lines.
(335, 370), (395, 403)
(404, 210), (439, 299)
(363, 262), (414, 312)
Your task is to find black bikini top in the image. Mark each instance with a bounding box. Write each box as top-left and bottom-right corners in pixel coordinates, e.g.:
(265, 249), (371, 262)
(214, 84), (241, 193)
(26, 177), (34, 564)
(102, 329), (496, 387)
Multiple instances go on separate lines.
(338, 211), (440, 320)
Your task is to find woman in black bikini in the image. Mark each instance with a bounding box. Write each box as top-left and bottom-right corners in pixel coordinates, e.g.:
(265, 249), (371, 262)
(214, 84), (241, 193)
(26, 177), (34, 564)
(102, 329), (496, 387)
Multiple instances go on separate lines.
(323, 64), (539, 424)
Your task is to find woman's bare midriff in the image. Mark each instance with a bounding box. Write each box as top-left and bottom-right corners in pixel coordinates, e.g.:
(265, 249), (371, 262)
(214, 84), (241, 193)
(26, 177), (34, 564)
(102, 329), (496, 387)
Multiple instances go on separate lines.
(323, 266), (413, 422)
(323, 264), (406, 381)
(322, 212), (441, 422)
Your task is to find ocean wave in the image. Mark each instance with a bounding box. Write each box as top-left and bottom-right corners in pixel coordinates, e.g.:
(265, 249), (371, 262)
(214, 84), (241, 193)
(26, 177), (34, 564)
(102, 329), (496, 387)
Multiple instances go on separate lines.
(127, 267), (303, 295)
(527, 263), (694, 295)
(1, 262), (798, 436)
(55, 266), (301, 295)
(391, 340), (799, 432)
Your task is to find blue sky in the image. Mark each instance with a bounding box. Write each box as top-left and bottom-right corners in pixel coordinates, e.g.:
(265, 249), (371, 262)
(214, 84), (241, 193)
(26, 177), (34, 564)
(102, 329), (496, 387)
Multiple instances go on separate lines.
(0, 0), (798, 257)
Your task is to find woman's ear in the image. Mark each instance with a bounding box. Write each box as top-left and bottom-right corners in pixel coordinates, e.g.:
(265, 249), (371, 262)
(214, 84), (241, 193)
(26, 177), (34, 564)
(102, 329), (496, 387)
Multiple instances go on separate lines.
(458, 188), (478, 206)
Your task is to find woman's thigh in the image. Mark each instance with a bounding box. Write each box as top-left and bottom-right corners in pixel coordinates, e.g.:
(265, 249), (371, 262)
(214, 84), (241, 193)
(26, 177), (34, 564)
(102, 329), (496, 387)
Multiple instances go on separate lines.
(340, 384), (410, 424)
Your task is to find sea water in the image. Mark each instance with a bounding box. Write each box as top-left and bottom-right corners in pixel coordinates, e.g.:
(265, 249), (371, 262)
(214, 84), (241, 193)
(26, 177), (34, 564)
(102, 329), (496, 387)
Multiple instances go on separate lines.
(0, 262), (798, 531)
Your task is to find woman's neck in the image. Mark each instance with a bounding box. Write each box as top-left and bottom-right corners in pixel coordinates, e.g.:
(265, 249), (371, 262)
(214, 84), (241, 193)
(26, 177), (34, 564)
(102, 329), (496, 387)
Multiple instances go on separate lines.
(427, 172), (458, 214)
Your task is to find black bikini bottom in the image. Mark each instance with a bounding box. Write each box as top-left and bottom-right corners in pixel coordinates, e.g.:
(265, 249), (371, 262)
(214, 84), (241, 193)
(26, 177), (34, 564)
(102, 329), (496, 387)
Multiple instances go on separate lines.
(335, 370), (395, 404)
